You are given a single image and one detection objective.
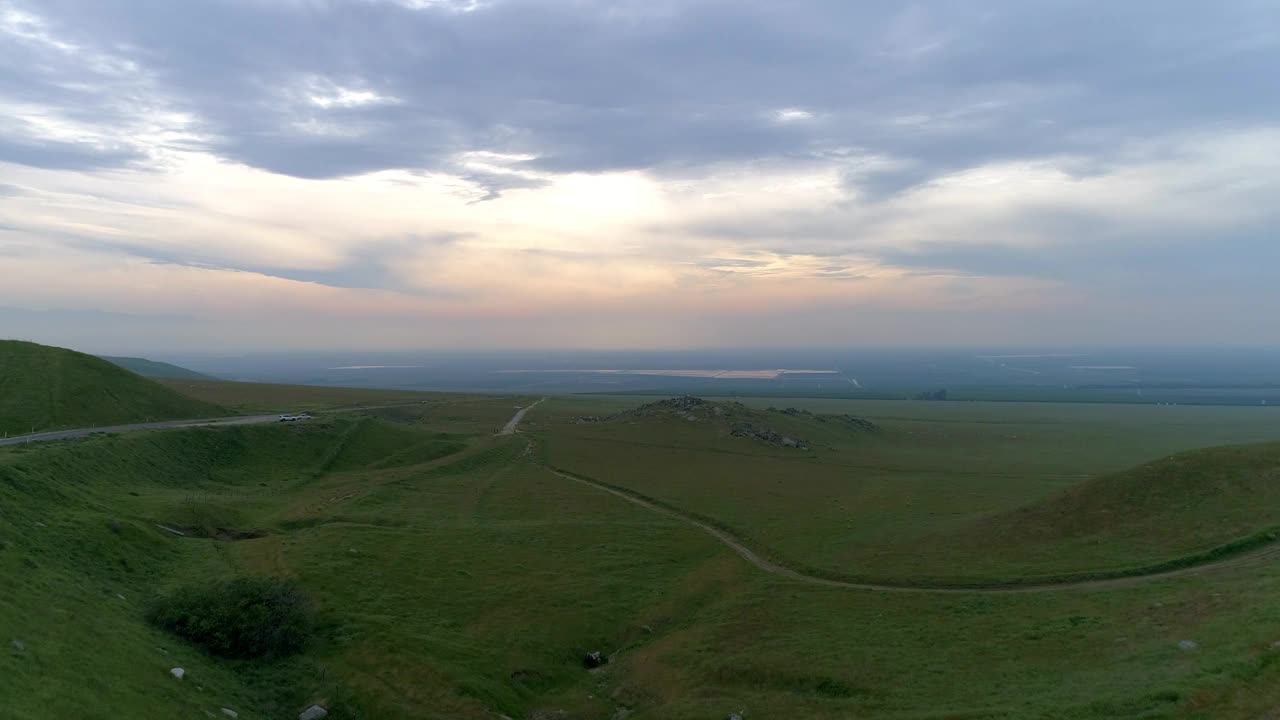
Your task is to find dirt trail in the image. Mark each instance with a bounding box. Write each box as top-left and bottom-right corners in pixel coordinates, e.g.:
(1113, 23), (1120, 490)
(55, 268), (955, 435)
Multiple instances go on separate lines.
(499, 398), (545, 435)
(545, 467), (1280, 594)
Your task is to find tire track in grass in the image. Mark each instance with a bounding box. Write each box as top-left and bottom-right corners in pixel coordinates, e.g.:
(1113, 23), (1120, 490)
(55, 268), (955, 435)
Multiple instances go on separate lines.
(543, 466), (1280, 594)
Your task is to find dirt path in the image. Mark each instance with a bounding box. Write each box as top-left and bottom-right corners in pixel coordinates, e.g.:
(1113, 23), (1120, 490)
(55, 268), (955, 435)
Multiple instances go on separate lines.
(545, 467), (1280, 594)
(499, 398), (545, 435)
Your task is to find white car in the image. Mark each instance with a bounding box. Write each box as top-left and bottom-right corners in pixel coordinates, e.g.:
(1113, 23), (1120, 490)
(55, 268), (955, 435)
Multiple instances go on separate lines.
(278, 414), (297, 422)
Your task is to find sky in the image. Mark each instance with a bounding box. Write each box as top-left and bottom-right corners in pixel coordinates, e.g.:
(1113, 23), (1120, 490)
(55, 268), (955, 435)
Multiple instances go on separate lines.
(1, 0), (1278, 354)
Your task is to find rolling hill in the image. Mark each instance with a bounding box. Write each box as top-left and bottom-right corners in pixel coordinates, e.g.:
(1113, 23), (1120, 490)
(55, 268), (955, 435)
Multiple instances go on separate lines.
(99, 355), (216, 380)
(0, 340), (225, 435)
(927, 439), (1280, 580)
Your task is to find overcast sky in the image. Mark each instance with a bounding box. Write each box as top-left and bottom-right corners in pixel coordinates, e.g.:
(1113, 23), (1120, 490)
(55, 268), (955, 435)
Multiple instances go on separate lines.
(1, 0), (1277, 354)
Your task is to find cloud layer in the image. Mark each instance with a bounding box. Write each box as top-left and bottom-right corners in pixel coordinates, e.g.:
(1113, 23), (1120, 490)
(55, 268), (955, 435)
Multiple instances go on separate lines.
(1, 0), (1278, 352)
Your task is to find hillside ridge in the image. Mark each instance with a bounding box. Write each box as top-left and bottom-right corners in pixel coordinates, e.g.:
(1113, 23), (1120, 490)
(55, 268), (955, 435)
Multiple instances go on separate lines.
(0, 340), (224, 435)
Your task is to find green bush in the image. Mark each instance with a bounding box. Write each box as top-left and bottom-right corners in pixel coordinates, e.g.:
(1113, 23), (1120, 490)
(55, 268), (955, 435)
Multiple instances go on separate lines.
(146, 577), (314, 658)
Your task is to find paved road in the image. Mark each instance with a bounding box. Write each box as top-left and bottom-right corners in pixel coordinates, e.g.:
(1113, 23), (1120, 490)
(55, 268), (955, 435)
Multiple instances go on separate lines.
(0, 401), (436, 448)
(499, 398), (545, 435)
(0, 414), (287, 448)
(546, 465), (1280, 594)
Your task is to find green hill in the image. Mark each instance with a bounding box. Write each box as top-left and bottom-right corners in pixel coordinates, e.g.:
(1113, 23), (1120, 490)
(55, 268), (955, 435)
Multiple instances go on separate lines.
(99, 355), (216, 380)
(0, 340), (225, 435)
(930, 440), (1280, 580)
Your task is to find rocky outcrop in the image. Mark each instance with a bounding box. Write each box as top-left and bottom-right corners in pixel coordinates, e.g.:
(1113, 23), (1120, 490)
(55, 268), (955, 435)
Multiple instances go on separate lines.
(730, 423), (808, 449)
(769, 407), (879, 432)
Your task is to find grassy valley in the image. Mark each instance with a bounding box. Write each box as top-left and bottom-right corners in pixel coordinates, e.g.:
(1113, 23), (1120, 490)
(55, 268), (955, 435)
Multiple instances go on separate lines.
(5, 360), (1280, 718)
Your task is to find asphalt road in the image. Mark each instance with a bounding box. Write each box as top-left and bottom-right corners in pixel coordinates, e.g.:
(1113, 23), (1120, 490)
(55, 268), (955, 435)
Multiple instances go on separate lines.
(499, 398), (545, 435)
(0, 414), (284, 448)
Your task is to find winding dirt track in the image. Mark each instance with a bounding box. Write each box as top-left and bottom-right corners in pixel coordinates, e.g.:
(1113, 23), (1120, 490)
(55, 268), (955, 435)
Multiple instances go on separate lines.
(546, 468), (1280, 594)
(498, 404), (1280, 595)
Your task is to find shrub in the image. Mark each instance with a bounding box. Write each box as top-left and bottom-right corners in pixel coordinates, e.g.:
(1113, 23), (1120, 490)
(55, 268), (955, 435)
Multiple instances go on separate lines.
(146, 577), (314, 658)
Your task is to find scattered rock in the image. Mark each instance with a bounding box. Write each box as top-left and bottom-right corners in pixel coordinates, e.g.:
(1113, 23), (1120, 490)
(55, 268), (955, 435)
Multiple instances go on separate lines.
(1178, 640), (1198, 651)
(1271, 641), (1280, 650)
(770, 407), (879, 432)
(34, 522), (46, 528)
(727, 712), (745, 720)
(730, 423), (809, 449)
(221, 709), (239, 718)
(298, 705), (328, 720)
(116, 593), (126, 601)
(641, 625), (654, 634)
(583, 651), (608, 669)
(11, 639), (25, 652)
(170, 667), (186, 680)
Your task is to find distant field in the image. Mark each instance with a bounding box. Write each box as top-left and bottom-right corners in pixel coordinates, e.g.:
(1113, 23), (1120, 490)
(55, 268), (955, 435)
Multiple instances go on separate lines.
(8, 383), (1280, 718)
(100, 355), (216, 381)
(160, 378), (467, 413)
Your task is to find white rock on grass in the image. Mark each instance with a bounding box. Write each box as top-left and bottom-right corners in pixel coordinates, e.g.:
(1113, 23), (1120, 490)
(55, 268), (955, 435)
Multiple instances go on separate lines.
(11, 639), (25, 652)
(299, 705), (328, 720)
(221, 709), (239, 718)
(1178, 640), (1198, 651)
(170, 667), (185, 680)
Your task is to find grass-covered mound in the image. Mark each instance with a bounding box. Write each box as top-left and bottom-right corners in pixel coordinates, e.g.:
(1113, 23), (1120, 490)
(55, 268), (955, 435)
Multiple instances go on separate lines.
(928, 440), (1280, 581)
(147, 577), (314, 659)
(578, 396), (877, 450)
(0, 339), (224, 435)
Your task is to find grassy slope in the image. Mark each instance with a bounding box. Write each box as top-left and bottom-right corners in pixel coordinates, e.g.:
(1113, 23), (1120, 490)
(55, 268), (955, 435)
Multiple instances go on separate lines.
(924, 441), (1280, 580)
(0, 340), (224, 435)
(540, 395), (1280, 584)
(9, 390), (1280, 718)
(100, 355), (217, 380)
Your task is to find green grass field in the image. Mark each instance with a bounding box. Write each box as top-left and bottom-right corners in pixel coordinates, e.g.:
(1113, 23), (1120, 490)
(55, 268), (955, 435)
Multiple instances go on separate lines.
(5, 383), (1280, 719)
(538, 395), (1280, 584)
(156, 378), (455, 414)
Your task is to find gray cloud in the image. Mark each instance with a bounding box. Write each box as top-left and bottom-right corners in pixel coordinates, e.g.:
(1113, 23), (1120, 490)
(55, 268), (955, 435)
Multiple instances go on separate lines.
(7, 0), (1276, 191)
(3, 0), (1280, 350)
(0, 138), (142, 171)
